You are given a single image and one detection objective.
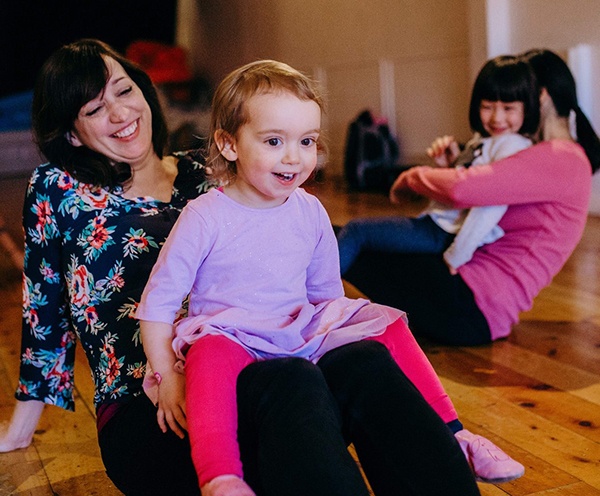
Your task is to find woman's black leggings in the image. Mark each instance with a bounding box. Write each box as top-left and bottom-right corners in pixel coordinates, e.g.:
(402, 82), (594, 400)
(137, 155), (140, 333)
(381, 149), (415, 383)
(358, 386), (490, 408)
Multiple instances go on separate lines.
(238, 344), (479, 496)
(318, 340), (480, 496)
(98, 360), (366, 496)
(344, 251), (492, 345)
(99, 345), (480, 496)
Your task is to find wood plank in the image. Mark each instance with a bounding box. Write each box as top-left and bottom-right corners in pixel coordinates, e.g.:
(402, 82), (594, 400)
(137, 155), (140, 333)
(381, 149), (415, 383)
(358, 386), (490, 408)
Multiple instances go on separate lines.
(424, 347), (600, 444)
(425, 348), (599, 494)
(441, 379), (600, 490)
(519, 282), (600, 322)
(529, 482), (600, 495)
(0, 442), (54, 496)
(462, 342), (600, 405)
(509, 320), (600, 375)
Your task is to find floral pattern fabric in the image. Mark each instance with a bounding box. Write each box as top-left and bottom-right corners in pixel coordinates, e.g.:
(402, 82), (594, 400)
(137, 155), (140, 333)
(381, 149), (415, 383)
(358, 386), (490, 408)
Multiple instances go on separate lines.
(16, 152), (210, 411)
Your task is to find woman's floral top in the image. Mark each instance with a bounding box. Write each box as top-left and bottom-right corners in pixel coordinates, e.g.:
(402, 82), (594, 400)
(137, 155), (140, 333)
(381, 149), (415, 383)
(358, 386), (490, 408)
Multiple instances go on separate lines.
(16, 152), (211, 411)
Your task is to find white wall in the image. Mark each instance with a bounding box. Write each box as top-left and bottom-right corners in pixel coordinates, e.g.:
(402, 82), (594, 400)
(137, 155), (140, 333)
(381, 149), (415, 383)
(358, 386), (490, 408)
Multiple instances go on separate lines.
(176, 0), (474, 176)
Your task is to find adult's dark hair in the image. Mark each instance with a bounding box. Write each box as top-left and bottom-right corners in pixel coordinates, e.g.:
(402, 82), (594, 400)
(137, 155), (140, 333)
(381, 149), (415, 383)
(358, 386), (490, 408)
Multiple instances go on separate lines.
(522, 48), (600, 173)
(469, 55), (540, 137)
(32, 39), (169, 188)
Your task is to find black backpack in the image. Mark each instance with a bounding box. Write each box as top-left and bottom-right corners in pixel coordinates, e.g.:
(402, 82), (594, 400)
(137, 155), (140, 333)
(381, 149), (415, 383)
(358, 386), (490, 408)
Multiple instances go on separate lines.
(343, 109), (401, 192)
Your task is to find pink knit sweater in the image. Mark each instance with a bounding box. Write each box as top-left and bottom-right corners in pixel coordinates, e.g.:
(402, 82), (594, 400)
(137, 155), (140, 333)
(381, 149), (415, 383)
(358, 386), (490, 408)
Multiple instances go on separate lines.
(396, 140), (592, 340)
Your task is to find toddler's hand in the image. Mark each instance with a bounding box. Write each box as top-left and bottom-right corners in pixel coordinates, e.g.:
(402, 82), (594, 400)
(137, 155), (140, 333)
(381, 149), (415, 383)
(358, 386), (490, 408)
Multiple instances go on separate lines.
(427, 135), (460, 167)
(443, 258), (458, 275)
(201, 475), (256, 496)
(155, 370), (188, 439)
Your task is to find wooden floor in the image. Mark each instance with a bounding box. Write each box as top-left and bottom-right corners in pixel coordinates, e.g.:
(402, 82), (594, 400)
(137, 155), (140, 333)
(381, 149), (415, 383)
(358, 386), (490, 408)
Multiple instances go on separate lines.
(1, 174), (599, 495)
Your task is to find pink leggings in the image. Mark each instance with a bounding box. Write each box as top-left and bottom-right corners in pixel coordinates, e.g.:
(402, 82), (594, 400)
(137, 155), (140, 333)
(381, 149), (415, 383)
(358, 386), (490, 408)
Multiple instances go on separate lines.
(184, 318), (458, 485)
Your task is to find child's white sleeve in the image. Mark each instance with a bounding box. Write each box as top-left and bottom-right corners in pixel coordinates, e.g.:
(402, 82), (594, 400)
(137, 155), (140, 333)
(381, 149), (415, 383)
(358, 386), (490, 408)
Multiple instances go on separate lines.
(443, 205), (507, 269)
(443, 134), (531, 270)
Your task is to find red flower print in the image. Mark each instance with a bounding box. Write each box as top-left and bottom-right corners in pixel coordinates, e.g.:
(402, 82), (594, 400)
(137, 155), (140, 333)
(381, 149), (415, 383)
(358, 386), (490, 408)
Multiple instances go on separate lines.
(28, 308), (39, 329)
(109, 273), (125, 289)
(79, 186), (109, 209)
(57, 371), (72, 392)
(35, 201), (53, 231)
(130, 364), (145, 379)
(131, 237), (149, 249)
(85, 306), (98, 327)
(128, 301), (139, 319)
(71, 265), (92, 307)
(17, 383), (30, 395)
(86, 216), (110, 250)
(57, 175), (74, 190)
(88, 226), (110, 249)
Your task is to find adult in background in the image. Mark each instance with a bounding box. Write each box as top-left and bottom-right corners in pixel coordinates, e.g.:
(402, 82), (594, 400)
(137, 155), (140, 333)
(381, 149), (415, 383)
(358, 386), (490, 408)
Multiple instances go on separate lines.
(344, 49), (600, 346)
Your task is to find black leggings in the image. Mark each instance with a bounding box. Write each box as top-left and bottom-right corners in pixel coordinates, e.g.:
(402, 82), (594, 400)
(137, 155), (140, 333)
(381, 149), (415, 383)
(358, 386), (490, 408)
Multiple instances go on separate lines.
(99, 346), (479, 496)
(318, 341), (480, 496)
(344, 251), (492, 345)
(238, 344), (479, 496)
(98, 393), (200, 496)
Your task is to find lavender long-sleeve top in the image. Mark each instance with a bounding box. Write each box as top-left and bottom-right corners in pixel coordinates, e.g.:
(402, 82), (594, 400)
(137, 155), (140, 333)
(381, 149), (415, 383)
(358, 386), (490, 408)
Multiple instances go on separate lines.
(137, 188), (403, 361)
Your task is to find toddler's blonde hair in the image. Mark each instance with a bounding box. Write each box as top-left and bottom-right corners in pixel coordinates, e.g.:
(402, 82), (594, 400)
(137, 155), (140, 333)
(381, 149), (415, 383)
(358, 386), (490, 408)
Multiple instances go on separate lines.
(207, 60), (327, 183)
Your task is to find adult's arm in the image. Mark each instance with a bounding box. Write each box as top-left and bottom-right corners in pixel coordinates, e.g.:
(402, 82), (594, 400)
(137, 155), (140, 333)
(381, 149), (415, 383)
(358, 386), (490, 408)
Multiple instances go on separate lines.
(391, 140), (590, 208)
(17, 165), (77, 411)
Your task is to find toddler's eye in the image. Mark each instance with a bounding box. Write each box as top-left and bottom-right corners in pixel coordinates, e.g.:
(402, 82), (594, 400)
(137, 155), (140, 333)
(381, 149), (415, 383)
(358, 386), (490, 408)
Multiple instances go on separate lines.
(301, 137), (316, 146)
(267, 138), (282, 146)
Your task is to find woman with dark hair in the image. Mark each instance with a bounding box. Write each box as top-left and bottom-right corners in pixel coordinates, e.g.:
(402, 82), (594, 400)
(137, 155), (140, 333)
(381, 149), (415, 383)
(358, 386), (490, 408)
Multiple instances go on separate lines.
(523, 48), (600, 171)
(344, 49), (598, 346)
(32, 39), (169, 189)
(0, 38), (207, 494)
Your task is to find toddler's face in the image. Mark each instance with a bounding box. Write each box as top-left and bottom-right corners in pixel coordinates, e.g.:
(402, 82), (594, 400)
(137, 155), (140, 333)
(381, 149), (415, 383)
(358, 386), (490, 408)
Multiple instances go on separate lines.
(222, 91), (321, 208)
(479, 100), (525, 136)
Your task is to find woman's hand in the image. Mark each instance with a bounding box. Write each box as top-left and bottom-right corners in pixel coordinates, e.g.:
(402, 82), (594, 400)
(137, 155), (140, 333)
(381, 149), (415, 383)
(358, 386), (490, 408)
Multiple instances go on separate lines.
(427, 135), (460, 167)
(201, 475), (256, 496)
(389, 170), (428, 206)
(155, 370), (188, 439)
(0, 400), (45, 452)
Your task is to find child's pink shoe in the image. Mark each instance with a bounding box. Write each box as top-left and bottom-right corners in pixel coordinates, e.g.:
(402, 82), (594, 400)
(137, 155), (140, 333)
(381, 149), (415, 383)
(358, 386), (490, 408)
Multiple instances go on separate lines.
(455, 429), (525, 483)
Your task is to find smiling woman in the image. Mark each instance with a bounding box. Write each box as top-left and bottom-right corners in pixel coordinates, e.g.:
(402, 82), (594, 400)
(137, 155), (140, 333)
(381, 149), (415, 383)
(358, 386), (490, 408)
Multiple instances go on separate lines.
(31, 40), (170, 193)
(68, 57), (156, 172)
(0, 39), (211, 496)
